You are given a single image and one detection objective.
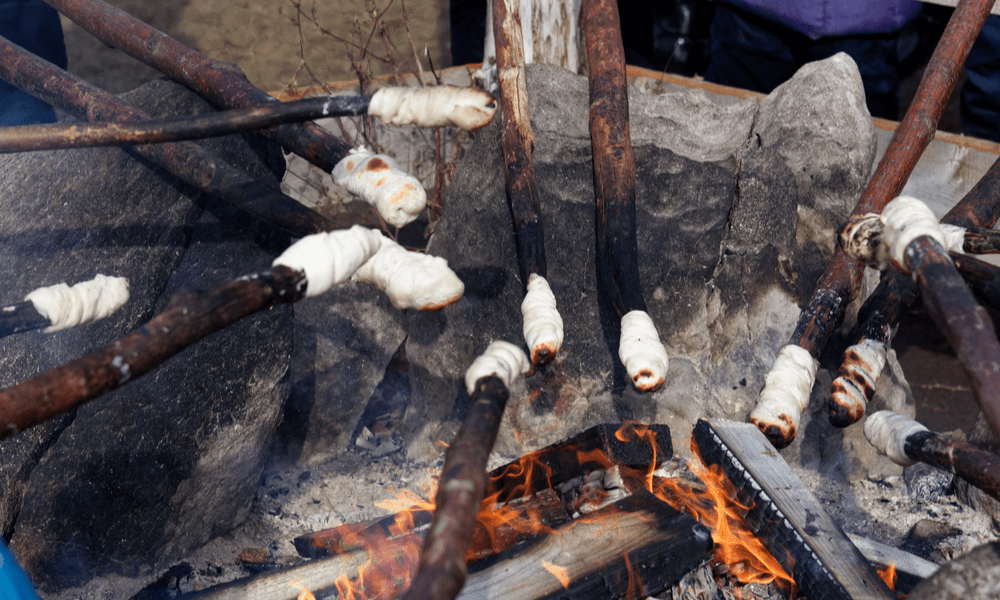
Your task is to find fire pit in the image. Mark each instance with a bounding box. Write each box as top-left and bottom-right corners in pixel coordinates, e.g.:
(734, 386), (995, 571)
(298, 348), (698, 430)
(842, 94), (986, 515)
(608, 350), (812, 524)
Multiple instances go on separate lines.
(0, 1), (999, 599)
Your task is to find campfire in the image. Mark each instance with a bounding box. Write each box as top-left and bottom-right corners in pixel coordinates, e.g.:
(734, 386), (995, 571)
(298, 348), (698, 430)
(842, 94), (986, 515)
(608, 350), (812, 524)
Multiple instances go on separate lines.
(1, 0), (1000, 599)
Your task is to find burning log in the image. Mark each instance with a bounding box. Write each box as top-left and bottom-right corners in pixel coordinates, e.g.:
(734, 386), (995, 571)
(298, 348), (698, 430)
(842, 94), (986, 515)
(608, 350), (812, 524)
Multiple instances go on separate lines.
(402, 341), (531, 600)
(583, 0), (668, 392)
(295, 422), (671, 559)
(0, 226), (463, 441)
(0, 85), (496, 153)
(458, 492), (713, 600)
(0, 34), (334, 238)
(492, 0), (563, 365)
(750, 0), (994, 448)
(866, 410), (1000, 503)
(694, 418), (897, 600)
(829, 155), (1000, 427)
(0, 274), (128, 338)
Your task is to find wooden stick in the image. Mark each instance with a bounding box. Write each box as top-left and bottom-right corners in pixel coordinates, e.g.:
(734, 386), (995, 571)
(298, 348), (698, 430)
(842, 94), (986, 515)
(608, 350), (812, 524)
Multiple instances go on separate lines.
(0, 266), (305, 442)
(45, 0), (355, 171)
(866, 411), (1000, 503)
(402, 342), (530, 600)
(491, 0), (564, 366)
(0, 302), (50, 339)
(830, 154), (1000, 427)
(753, 0), (994, 447)
(0, 95), (371, 153)
(583, 0), (668, 393)
(694, 418), (897, 600)
(951, 252), (1000, 309)
(0, 35), (336, 238)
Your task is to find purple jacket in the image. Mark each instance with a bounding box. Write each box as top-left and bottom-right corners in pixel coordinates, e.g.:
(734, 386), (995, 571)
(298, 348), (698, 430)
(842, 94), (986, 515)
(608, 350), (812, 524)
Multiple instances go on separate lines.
(721, 0), (922, 39)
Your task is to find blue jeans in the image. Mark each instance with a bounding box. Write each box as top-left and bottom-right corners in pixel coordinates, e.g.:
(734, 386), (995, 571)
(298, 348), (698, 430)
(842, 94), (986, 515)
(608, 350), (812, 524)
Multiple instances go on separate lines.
(0, 0), (67, 126)
(962, 15), (1000, 143)
(705, 4), (901, 120)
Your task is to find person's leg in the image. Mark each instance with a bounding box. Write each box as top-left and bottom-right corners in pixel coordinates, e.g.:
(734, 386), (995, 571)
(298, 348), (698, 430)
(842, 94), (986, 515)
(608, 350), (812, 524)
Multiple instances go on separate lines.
(704, 4), (797, 94)
(962, 14), (1000, 143)
(0, 0), (67, 126)
(807, 34), (901, 120)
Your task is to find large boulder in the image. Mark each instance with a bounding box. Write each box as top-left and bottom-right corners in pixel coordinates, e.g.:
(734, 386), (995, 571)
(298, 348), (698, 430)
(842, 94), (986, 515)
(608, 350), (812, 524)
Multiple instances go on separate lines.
(0, 79), (292, 590)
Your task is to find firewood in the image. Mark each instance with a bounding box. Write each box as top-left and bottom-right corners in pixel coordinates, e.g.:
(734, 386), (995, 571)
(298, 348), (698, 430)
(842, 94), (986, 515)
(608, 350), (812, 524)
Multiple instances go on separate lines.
(751, 0), (994, 448)
(866, 410), (1000, 502)
(0, 35), (335, 238)
(583, 0), (668, 392)
(402, 342), (531, 600)
(694, 418), (897, 600)
(829, 154), (1000, 428)
(458, 492), (714, 600)
(492, 0), (563, 365)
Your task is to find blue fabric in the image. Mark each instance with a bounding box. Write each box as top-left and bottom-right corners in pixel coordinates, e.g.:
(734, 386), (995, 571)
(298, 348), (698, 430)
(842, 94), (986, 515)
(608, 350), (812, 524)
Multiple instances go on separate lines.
(0, 542), (41, 600)
(705, 4), (902, 119)
(718, 0), (921, 39)
(962, 15), (1000, 143)
(0, 0), (67, 126)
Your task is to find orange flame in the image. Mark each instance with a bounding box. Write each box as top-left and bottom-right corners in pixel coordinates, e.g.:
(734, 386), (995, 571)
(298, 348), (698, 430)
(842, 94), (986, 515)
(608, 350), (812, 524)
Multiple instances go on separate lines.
(541, 560), (570, 588)
(289, 579), (316, 600)
(651, 441), (796, 594)
(877, 563), (897, 591)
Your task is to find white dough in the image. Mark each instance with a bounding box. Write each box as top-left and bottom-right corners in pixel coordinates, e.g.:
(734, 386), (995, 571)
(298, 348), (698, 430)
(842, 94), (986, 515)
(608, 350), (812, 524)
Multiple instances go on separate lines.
(618, 310), (669, 392)
(881, 196), (948, 272)
(831, 338), (887, 420)
(939, 223), (967, 255)
(464, 340), (531, 395)
(864, 410), (928, 466)
(332, 149), (426, 228)
(520, 274), (563, 364)
(272, 225), (383, 298)
(26, 274), (130, 333)
(352, 237), (464, 310)
(749, 344), (819, 436)
(368, 85), (497, 131)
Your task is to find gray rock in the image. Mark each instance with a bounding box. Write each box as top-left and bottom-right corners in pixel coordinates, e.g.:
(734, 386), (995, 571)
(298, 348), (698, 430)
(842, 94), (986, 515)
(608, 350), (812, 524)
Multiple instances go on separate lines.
(0, 79), (291, 591)
(404, 55), (895, 466)
(908, 542), (1000, 600)
(953, 413), (1000, 526)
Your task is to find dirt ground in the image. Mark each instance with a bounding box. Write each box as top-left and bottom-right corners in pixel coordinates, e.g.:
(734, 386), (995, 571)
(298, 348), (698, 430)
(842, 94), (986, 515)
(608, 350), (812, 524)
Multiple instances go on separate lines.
(59, 0), (452, 95)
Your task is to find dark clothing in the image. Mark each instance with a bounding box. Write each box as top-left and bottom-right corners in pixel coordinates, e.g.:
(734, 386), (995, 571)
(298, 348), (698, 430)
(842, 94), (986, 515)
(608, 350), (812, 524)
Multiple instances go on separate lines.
(0, 0), (67, 126)
(962, 15), (1000, 143)
(720, 0), (920, 39)
(704, 4), (904, 119)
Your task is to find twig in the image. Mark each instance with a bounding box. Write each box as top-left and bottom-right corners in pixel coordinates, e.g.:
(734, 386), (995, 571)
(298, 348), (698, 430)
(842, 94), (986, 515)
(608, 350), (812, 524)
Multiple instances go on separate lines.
(402, 342), (531, 600)
(0, 302), (50, 339)
(584, 0), (668, 392)
(751, 0), (994, 448)
(0, 95), (370, 152)
(47, 0), (355, 171)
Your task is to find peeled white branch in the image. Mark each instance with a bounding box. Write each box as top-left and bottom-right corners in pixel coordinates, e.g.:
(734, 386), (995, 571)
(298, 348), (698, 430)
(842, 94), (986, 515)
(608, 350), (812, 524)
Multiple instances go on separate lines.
(368, 85), (497, 131)
(25, 274), (130, 332)
(332, 149), (426, 228)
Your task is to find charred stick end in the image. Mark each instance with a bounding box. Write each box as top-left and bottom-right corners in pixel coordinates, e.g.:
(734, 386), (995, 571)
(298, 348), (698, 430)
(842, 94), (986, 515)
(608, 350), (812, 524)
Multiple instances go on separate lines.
(618, 310), (668, 392)
(750, 344), (819, 448)
(828, 337), (888, 428)
(0, 301), (50, 338)
(521, 273), (564, 365)
(839, 212), (886, 269)
(962, 224), (1000, 255)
